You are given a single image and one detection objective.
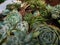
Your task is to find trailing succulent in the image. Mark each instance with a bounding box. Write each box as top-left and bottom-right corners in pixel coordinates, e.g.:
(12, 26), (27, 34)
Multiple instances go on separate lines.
(0, 0), (60, 45)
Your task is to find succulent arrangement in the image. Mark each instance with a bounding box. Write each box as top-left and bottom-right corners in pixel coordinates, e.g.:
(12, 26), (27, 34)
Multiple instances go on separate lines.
(0, 0), (60, 45)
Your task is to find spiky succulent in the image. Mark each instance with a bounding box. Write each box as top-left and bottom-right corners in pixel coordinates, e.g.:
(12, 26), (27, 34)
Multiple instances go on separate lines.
(23, 12), (47, 31)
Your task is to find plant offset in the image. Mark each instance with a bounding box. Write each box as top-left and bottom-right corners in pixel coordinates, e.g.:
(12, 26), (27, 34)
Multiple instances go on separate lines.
(0, 0), (60, 45)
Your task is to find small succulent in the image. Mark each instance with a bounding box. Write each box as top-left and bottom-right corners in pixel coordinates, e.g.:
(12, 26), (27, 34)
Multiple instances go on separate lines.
(6, 3), (21, 10)
(23, 13), (46, 31)
(2, 9), (10, 16)
(51, 8), (60, 19)
(51, 5), (60, 19)
(16, 21), (29, 32)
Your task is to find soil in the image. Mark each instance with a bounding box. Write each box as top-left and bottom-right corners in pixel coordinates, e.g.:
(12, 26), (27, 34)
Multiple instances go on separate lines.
(45, 0), (60, 6)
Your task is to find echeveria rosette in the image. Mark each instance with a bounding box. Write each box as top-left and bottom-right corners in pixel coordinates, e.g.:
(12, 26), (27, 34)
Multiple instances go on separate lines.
(34, 24), (59, 45)
(51, 8), (60, 19)
(51, 5), (60, 19)
(4, 10), (22, 30)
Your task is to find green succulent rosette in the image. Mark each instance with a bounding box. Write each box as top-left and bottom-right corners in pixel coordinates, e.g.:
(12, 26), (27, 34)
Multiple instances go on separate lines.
(34, 24), (59, 45)
(4, 10), (22, 30)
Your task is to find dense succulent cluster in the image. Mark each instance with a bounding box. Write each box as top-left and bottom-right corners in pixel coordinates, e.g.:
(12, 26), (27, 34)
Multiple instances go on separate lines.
(0, 0), (60, 45)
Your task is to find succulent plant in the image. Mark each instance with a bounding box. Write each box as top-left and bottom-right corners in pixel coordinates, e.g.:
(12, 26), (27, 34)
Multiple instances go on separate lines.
(50, 5), (60, 19)
(16, 21), (29, 32)
(23, 12), (47, 31)
(34, 24), (59, 45)
(2, 9), (10, 16)
(23, 13), (33, 24)
(1, 29), (39, 45)
(51, 8), (59, 19)
(0, 0), (60, 45)
(4, 10), (22, 30)
(6, 3), (21, 10)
